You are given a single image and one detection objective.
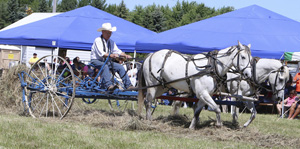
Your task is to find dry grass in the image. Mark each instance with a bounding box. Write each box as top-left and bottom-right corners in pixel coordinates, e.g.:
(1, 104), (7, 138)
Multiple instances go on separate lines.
(0, 64), (28, 112)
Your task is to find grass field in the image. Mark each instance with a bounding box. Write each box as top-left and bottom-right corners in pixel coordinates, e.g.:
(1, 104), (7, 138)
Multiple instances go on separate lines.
(1, 99), (300, 148)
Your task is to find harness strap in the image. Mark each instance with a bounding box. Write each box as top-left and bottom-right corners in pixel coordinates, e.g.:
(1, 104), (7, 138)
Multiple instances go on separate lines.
(185, 57), (193, 94)
(157, 50), (174, 87)
(207, 50), (228, 93)
(127, 68), (214, 91)
(149, 52), (161, 84)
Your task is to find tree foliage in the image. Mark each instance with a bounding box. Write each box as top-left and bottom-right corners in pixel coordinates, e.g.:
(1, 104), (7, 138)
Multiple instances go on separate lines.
(57, 0), (78, 12)
(78, 0), (91, 8)
(115, 0), (128, 19)
(7, 0), (25, 24)
(91, 0), (106, 10)
(0, 0), (9, 29)
(38, 0), (48, 12)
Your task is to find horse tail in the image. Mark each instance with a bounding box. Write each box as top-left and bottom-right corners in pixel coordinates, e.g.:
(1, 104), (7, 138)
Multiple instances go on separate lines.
(137, 60), (146, 115)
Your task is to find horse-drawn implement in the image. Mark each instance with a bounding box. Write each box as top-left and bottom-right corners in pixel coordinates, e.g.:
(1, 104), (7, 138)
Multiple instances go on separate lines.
(18, 41), (289, 128)
(18, 55), (138, 119)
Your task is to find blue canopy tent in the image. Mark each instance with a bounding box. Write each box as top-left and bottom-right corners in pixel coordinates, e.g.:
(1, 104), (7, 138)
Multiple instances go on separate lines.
(136, 5), (300, 59)
(0, 6), (156, 52)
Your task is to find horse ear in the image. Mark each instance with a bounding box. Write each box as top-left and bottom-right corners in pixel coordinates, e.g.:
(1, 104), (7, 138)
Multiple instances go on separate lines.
(247, 44), (251, 49)
(238, 41), (242, 48)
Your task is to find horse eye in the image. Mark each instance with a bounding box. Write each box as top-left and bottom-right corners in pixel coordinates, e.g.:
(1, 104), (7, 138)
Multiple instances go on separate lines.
(241, 56), (246, 60)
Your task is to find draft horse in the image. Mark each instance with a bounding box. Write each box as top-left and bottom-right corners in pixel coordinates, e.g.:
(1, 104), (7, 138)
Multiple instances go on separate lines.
(138, 41), (252, 129)
(227, 58), (290, 127)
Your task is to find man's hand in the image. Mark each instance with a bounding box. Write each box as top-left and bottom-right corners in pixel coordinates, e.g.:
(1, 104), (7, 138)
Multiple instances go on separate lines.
(110, 54), (119, 59)
(126, 54), (132, 59)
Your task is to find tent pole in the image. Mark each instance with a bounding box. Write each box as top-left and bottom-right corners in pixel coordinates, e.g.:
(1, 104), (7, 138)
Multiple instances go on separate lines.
(52, 0), (57, 13)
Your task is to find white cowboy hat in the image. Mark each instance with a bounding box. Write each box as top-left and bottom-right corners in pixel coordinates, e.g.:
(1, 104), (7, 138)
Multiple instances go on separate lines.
(97, 23), (117, 32)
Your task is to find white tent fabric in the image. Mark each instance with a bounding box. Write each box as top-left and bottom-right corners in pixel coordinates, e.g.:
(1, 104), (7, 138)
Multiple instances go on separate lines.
(0, 13), (61, 31)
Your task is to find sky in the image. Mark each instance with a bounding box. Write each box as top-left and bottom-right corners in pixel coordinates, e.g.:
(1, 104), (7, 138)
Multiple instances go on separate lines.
(107, 0), (300, 22)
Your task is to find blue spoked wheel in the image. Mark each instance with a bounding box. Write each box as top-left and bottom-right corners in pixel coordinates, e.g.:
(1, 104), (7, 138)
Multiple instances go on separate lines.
(108, 99), (138, 112)
(24, 55), (76, 119)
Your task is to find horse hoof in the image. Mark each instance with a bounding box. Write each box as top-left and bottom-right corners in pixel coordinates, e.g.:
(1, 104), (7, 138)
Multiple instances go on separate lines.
(189, 126), (196, 130)
(215, 123), (223, 127)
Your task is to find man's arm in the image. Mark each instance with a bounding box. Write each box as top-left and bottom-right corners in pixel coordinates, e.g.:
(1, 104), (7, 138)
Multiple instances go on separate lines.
(112, 43), (132, 59)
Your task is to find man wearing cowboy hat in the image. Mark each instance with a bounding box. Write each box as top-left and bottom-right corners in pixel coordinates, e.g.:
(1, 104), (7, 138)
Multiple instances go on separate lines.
(90, 22), (133, 91)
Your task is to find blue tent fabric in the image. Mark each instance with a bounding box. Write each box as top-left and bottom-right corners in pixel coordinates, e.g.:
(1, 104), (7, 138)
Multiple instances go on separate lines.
(135, 5), (300, 59)
(0, 6), (156, 52)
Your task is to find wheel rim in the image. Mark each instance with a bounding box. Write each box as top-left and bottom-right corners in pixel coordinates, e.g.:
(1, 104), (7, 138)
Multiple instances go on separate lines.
(108, 99), (130, 112)
(24, 55), (75, 119)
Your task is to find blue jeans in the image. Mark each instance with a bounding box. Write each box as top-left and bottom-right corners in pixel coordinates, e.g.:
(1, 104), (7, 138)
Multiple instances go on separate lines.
(108, 61), (132, 89)
(90, 59), (112, 88)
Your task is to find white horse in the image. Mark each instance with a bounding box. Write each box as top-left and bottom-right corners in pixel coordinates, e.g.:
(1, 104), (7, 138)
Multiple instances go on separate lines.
(227, 58), (289, 127)
(137, 41), (252, 129)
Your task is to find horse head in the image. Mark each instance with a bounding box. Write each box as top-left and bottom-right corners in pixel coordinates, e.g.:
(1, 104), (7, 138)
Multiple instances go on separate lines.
(232, 41), (252, 78)
(268, 65), (290, 101)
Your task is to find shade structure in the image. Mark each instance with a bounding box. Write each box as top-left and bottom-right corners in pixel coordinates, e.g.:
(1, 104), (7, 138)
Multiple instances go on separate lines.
(0, 5), (156, 52)
(136, 5), (300, 59)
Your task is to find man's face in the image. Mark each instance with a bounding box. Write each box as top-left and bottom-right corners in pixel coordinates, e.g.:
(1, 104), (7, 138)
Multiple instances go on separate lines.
(33, 54), (37, 58)
(102, 30), (112, 40)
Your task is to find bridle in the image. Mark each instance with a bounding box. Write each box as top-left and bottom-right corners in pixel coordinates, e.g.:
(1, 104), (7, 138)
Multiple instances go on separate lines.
(212, 45), (252, 79)
(270, 65), (288, 98)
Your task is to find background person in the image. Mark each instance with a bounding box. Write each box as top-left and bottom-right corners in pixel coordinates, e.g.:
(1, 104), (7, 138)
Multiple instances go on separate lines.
(288, 99), (300, 119)
(276, 90), (297, 115)
(72, 57), (94, 79)
(28, 53), (39, 66)
(127, 63), (138, 86)
(293, 68), (300, 97)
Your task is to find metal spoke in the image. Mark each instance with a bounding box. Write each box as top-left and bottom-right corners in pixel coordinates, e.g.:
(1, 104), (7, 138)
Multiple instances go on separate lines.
(37, 62), (50, 86)
(49, 92), (63, 117)
(38, 93), (48, 118)
(30, 70), (47, 87)
(30, 92), (46, 112)
(51, 91), (70, 109)
(51, 60), (60, 85)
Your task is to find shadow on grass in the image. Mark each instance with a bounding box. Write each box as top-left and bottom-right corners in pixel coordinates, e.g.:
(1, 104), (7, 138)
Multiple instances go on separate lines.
(154, 115), (241, 130)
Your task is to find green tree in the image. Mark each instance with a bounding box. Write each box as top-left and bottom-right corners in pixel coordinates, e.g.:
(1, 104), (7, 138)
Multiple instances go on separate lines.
(0, 0), (9, 29)
(91, 0), (106, 10)
(28, 0), (39, 12)
(172, 1), (183, 25)
(161, 5), (175, 31)
(142, 4), (156, 31)
(57, 0), (78, 12)
(7, 0), (25, 23)
(19, 0), (34, 5)
(38, 0), (48, 12)
(47, 0), (52, 10)
(78, 0), (91, 8)
(151, 7), (166, 32)
(129, 5), (144, 27)
(115, 0), (128, 19)
(106, 4), (117, 15)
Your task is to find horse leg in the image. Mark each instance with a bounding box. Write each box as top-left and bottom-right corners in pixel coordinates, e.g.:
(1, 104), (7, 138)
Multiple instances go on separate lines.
(189, 101), (206, 130)
(171, 100), (183, 115)
(222, 96), (228, 113)
(172, 93), (189, 115)
(231, 97), (238, 123)
(243, 101), (256, 127)
(145, 87), (165, 120)
(197, 91), (222, 127)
